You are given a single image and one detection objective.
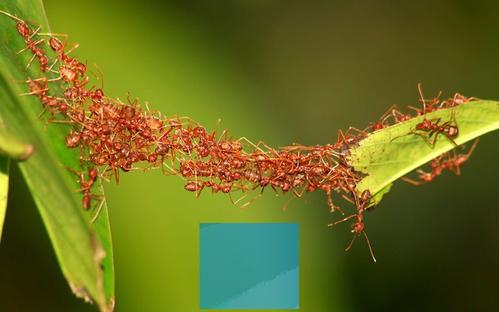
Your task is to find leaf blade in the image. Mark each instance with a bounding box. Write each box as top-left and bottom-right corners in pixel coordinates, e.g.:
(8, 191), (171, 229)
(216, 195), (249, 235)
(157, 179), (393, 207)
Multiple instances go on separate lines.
(0, 156), (8, 242)
(0, 1), (114, 310)
(348, 101), (499, 199)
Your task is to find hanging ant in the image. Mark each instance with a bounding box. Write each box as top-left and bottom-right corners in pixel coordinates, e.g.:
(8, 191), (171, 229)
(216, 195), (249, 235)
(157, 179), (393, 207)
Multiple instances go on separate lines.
(65, 166), (102, 210)
(402, 139), (479, 185)
(328, 190), (376, 262)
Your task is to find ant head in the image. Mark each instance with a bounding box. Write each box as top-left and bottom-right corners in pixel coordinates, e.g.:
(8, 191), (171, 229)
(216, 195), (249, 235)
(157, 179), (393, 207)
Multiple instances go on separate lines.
(88, 167), (99, 180)
(148, 154), (158, 163)
(221, 185), (231, 193)
(93, 88), (104, 99)
(49, 37), (64, 52)
(372, 123), (384, 131)
(192, 126), (206, 136)
(16, 21), (30, 37)
(447, 126), (459, 137)
(60, 66), (77, 82)
(184, 181), (202, 192)
(415, 120), (429, 130)
(65, 130), (81, 148)
(360, 190), (371, 204)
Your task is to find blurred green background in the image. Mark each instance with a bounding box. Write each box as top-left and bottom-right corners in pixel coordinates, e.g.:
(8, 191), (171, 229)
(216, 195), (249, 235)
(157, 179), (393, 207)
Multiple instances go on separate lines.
(1, 0), (498, 311)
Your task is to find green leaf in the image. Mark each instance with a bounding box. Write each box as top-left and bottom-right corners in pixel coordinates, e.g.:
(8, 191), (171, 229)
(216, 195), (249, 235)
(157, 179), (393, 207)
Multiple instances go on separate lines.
(0, 1), (114, 311)
(0, 156), (8, 242)
(348, 101), (499, 203)
(0, 131), (33, 160)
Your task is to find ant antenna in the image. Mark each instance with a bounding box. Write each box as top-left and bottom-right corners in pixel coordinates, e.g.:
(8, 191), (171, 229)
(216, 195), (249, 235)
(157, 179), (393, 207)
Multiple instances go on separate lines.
(92, 63), (105, 90)
(417, 82), (426, 112)
(0, 10), (23, 23)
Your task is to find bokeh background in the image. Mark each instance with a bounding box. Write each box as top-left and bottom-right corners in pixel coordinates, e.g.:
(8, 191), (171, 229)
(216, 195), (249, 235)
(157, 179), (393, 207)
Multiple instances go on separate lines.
(1, 0), (498, 311)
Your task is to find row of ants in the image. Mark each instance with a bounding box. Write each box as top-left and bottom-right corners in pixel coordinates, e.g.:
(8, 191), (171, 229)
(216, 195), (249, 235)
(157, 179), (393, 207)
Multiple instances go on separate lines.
(2, 10), (479, 261)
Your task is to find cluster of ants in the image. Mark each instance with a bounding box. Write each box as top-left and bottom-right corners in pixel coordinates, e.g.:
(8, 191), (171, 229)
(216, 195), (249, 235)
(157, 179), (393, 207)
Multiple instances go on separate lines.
(2, 10), (479, 260)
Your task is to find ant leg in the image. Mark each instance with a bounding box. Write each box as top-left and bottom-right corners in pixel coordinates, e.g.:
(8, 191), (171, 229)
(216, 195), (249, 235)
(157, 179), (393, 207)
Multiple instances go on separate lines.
(45, 119), (75, 125)
(341, 193), (355, 205)
(281, 196), (294, 211)
(37, 106), (50, 120)
(65, 165), (83, 179)
(410, 131), (436, 148)
(90, 63), (105, 91)
(161, 160), (182, 177)
(17, 38), (44, 55)
(444, 134), (458, 147)
(232, 192), (248, 205)
(426, 130), (457, 148)
(47, 76), (63, 83)
(113, 168), (120, 184)
(401, 176), (425, 186)
(417, 83), (441, 113)
(449, 110), (458, 125)
(326, 189), (344, 214)
(337, 129), (348, 144)
(64, 42), (80, 55)
(345, 232), (359, 252)
(37, 32), (69, 39)
(227, 191), (237, 205)
(19, 87), (49, 96)
(368, 105), (399, 130)
(464, 138), (479, 158)
(239, 193), (262, 209)
(24, 53), (38, 70)
(196, 185), (205, 198)
(390, 132), (411, 143)
(27, 25), (42, 40)
(451, 138), (479, 176)
(391, 107), (412, 122)
(327, 214), (357, 227)
(237, 136), (269, 155)
(362, 231), (377, 262)
(48, 42), (79, 71)
(292, 185), (306, 198)
(417, 82), (425, 107)
(257, 141), (279, 157)
(380, 104), (399, 120)
(99, 166), (112, 183)
(90, 197), (106, 223)
(217, 129), (228, 143)
(345, 126), (369, 137)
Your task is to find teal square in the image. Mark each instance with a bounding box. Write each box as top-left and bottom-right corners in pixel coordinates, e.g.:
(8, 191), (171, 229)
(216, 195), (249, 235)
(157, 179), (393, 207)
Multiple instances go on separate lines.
(200, 223), (299, 310)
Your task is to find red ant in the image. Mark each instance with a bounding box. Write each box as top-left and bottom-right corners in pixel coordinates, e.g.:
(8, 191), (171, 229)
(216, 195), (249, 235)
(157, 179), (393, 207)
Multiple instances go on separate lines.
(443, 139), (479, 175)
(378, 105), (413, 125)
(408, 83), (442, 115)
(390, 109), (412, 123)
(0, 10), (50, 71)
(440, 93), (478, 109)
(368, 105), (406, 131)
(392, 110), (460, 148)
(66, 166), (101, 210)
(412, 111), (459, 147)
(403, 139), (479, 185)
(334, 127), (368, 150)
(328, 190), (376, 262)
(184, 181), (204, 195)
